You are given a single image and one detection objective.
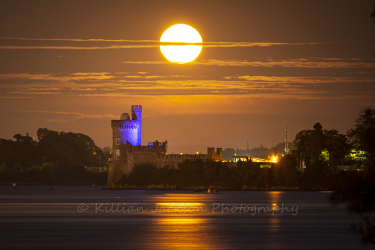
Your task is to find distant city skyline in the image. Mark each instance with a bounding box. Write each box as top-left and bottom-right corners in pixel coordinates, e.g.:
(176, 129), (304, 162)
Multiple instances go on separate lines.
(0, 1), (374, 153)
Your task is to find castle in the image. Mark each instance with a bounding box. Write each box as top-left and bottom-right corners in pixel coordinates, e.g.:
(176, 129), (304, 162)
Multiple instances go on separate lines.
(107, 105), (222, 187)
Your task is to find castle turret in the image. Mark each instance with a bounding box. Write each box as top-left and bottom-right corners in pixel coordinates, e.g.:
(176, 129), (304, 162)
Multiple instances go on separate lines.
(207, 147), (222, 162)
(207, 147), (214, 159)
(216, 148), (223, 161)
(132, 105), (142, 146)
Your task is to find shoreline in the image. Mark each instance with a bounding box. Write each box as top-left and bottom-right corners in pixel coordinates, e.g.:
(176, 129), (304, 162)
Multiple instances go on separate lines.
(0, 182), (332, 191)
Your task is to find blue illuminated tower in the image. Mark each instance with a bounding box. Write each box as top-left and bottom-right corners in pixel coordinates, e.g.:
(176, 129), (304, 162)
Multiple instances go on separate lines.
(132, 105), (142, 145)
(111, 105), (142, 151)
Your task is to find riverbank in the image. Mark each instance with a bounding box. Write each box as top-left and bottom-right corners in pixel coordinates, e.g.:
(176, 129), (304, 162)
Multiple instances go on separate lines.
(102, 184), (326, 191)
(0, 181), (107, 186)
(1, 182), (330, 191)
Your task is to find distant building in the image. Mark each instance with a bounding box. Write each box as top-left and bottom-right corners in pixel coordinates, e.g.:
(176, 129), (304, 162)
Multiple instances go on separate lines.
(107, 105), (222, 186)
(229, 155), (275, 169)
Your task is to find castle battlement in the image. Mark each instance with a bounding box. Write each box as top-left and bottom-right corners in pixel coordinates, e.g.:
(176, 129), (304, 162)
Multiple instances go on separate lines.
(157, 154), (207, 160)
(132, 105), (142, 112)
(122, 140), (167, 153)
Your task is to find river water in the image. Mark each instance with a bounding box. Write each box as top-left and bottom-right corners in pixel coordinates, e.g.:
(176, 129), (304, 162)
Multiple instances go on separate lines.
(0, 186), (370, 249)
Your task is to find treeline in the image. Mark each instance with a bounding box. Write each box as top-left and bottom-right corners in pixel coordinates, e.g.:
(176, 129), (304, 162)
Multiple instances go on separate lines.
(118, 156), (363, 191)
(118, 109), (374, 192)
(118, 157), (299, 190)
(0, 128), (110, 185)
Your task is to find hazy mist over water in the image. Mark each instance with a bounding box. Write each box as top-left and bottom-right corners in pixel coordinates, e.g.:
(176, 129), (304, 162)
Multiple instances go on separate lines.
(0, 186), (370, 249)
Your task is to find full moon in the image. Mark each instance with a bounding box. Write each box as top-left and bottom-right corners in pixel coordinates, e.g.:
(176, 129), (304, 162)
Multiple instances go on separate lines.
(160, 24), (202, 64)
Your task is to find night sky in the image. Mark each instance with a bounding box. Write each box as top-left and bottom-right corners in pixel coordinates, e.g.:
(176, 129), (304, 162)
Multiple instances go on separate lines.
(1, 0), (375, 154)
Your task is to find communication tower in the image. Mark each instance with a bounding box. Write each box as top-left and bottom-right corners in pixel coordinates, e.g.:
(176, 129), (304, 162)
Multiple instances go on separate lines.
(284, 126), (289, 155)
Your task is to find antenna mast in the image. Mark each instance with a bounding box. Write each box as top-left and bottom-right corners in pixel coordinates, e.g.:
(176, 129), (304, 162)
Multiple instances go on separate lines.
(284, 126), (289, 155)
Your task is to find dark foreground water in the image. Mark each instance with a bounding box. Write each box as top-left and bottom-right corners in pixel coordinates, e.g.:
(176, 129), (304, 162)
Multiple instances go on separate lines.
(0, 186), (370, 250)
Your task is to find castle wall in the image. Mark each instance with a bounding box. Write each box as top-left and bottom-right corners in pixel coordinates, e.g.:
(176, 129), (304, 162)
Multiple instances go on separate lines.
(112, 120), (141, 147)
(107, 146), (222, 187)
(123, 149), (219, 171)
(120, 121), (140, 146)
(155, 154), (208, 169)
(127, 151), (159, 169)
(107, 161), (128, 187)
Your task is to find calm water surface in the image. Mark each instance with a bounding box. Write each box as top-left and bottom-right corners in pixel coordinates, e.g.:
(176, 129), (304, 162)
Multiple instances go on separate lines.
(0, 186), (369, 250)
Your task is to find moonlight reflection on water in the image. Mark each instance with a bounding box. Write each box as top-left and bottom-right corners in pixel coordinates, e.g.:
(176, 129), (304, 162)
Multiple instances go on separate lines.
(0, 186), (370, 250)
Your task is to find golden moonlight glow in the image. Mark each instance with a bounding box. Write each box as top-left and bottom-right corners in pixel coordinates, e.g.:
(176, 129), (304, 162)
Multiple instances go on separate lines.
(160, 24), (202, 64)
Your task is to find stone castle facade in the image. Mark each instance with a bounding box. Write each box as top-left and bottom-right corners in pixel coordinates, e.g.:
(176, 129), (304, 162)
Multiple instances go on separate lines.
(107, 105), (222, 187)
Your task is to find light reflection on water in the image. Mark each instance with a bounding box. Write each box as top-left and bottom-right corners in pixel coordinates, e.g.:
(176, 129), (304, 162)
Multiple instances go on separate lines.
(154, 217), (216, 249)
(152, 198), (215, 249)
(0, 186), (370, 250)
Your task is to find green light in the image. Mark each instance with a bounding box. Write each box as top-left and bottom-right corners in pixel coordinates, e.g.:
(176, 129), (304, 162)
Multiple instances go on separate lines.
(320, 149), (330, 162)
(345, 148), (367, 162)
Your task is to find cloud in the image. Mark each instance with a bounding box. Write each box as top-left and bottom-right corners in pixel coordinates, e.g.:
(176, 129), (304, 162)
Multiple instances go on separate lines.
(67, 77), (375, 99)
(0, 37), (322, 49)
(224, 75), (375, 84)
(122, 75), (191, 79)
(0, 73), (53, 80)
(0, 37), (157, 43)
(194, 59), (375, 68)
(202, 42), (322, 48)
(121, 61), (168, 65)
(0, 72), (191, 86)
(0, 45), (159, 50)
(0, 72), (115, 81)
(15, 110), (119, 122)
(1, 71), (374, 100)
(0, 96), (31, 98)
(45, 119), (70, 123)
(121, 58), (375, 68)
(9, 91), (61, 95)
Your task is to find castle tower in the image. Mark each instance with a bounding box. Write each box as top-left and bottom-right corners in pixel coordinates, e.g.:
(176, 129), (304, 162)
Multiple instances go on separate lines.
(132, 105), (142, 146)
(111, 105), (142, 162)
(216, 148), (223, 161)
(207, 147), (214, 158)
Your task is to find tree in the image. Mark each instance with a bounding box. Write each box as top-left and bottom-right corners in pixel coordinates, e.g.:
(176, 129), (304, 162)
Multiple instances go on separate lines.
(294, 122), (325, 167)
(236, 149), (247, 156)
(37, 128), (103, 167)
(203, 160), (222, 186)
(222, 148), (235, 161)
(324, 129), (351, 169)
(332, 109), (375, 247)
(294, 123), (350, 169)
(127, 163), (159, 186)
(275, 155), (299, 187)
(0, 133), (39, 170)
(102, 146), (112, 165)
(348, 109), (375, 167)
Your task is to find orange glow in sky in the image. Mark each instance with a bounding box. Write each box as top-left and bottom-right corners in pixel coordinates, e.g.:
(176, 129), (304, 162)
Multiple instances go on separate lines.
(0, 1), (374, 153)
